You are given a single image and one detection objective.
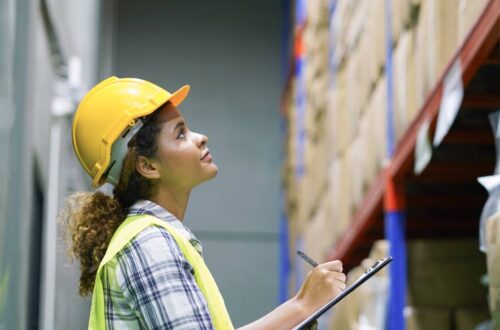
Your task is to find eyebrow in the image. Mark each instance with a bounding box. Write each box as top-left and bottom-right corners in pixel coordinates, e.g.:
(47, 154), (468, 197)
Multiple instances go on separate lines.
(173, 120), (185, 133)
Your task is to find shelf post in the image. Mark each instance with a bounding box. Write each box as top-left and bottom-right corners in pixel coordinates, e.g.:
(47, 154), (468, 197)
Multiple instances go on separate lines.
(385, 0), (407, 328)
(384, 179), (407, 330)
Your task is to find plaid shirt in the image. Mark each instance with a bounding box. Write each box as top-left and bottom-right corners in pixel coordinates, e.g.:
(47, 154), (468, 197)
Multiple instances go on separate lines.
(101, 200), (215, 329)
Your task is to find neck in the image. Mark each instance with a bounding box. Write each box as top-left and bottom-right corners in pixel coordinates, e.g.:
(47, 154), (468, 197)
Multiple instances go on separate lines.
(149, 186), (191, 221)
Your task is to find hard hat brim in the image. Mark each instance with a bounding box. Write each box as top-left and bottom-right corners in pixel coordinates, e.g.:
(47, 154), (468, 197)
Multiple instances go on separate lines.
(169, 84), (190, 107)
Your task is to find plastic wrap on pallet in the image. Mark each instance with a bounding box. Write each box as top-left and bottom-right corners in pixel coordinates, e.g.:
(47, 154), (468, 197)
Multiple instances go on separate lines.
(478, 175), (500, 253)
(433, 58), (463, 147)
(414, 119), (432, 175)
(488, 111), (500, 175)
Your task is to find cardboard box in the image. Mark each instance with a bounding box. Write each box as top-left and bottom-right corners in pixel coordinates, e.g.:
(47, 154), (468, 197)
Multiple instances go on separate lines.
(359, 109), (378, 191)
(346, 136), (365, 210)
(345, 0), (366, 53)
(327, 244), (388, 329)
(322, 185), (336, 250)
(303, 203), (325, 266)
(394, 29), (418, 141)
(407, 239), (488, 308)
(328, 155), (353, 239)
(356, 34), (374, 117)
(328, 266), (365, 330)
(425, 0), (458, 88)
(306, 0), (330, 27)
(486, 212), (500, 326)
(406, 306), (452, 330)
(455, 307), (491, 330)
(303, 127), (328, 220)
(358, 258), (389, 329)
(369, 240), (390, 261)
(369, 75), (388, 172)
(325, 67), (351, 158)
(304, 23), (329, 117)
(372, 0), (387, 79)
(391, 0), (412, 42)
(346, 50), (363, 138)
(330, 0), (354, 66)
(304, 189), (337, 263)
(415, 0), (430, 109)
(457, 0), (489, 44)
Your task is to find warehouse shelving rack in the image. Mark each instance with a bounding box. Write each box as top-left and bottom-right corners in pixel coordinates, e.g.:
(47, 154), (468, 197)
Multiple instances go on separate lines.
(280, 0), (500, 327)
(321, 1), (500, 327)
(327, 0), (500, 270)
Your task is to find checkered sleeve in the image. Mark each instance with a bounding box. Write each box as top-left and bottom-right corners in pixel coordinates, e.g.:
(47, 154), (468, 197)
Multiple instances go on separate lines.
(115, 225), (215, 329)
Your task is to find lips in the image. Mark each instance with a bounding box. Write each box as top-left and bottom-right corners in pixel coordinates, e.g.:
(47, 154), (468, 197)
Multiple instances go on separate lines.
(201, 149), (211, 161)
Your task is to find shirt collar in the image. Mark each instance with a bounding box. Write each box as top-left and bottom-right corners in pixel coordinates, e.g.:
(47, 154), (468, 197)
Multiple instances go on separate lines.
(127, 199), (203, 254)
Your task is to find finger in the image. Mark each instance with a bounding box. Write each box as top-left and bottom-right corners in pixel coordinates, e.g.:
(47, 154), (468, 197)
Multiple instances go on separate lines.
(333, 272), (346, 283)
(319, 260), (343, 272)
(330, 273), (346, 288)
(335, 280), (346, 291)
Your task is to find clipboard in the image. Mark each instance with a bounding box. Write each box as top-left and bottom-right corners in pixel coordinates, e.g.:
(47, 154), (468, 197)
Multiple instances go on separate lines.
(293, 256), (393, 330)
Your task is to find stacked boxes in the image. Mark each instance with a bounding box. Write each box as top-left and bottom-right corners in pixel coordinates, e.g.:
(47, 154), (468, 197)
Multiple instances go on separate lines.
(283, 0), (492, 309)
(327, 239), (490, 329)
(405, 239), (490, 329)
(329, 240), (389, 329)
(394, 29), (418, 140)
(407, 239), (487, 307)
(458, 0), (490, 42)
(303, 0), (330, 224)
(486, 212), (500, 326)
(424, 0), (459, 88)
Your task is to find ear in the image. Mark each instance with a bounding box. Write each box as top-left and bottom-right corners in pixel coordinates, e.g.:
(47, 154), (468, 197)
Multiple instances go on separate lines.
(136, 155), (161, 180)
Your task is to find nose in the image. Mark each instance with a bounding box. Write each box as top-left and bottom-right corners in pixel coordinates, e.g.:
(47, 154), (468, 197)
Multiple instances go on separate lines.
(194, 131), (208, 148)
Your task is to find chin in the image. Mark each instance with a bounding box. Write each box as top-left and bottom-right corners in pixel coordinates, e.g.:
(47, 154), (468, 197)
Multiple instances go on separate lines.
(199, 163), (218, 183)
(207, 164), (219, 179)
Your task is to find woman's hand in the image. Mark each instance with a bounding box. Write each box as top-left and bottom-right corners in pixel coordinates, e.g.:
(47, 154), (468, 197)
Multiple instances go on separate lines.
(237, 260), (346, 330)
(294, 260), (347, 316)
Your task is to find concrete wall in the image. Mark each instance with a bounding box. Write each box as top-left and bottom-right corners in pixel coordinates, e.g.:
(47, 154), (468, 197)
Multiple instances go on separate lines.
(114, 0), (283, 326)
(0, 0), (100, 329)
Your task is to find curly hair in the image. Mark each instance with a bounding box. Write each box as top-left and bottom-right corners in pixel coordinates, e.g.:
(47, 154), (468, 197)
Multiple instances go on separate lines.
(62, 106), (164, 296)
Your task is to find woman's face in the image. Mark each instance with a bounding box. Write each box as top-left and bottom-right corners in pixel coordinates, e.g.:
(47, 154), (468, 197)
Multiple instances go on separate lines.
(147, 102), (218, 190)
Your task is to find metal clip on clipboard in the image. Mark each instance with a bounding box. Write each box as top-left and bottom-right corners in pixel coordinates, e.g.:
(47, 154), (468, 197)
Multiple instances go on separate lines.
(293, 256), (393, 330)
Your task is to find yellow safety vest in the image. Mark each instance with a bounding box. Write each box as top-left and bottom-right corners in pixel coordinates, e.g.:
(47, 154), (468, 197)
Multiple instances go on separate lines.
(88, 214), (234, 329)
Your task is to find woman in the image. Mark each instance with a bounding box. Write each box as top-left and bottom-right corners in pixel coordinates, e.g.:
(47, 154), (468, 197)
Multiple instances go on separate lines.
(65, 76), (346, 329)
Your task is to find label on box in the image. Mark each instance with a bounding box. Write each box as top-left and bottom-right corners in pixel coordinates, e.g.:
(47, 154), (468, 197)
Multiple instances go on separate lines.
(433, 59), (464, 147)
(415, 119), (432, 175)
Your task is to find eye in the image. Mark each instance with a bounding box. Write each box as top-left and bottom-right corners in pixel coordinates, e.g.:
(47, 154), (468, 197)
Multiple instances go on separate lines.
(177, 127), (186, 139)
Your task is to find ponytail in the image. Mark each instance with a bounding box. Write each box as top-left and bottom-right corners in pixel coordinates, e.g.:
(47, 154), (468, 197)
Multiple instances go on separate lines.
(63, 192), (125, 296)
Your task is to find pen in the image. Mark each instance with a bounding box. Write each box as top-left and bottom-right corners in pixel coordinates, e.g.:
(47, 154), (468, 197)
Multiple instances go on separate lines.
(296, 250), (319, 268)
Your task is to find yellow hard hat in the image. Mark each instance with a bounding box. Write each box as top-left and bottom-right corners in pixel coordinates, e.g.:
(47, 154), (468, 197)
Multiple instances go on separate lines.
(72, 76), (190, 188)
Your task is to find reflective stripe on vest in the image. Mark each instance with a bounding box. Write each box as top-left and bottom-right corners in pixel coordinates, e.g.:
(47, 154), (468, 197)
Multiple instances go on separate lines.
(88, 214), (234, 329)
